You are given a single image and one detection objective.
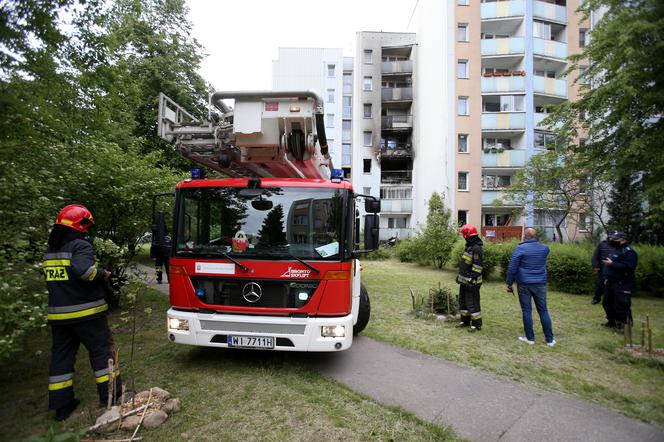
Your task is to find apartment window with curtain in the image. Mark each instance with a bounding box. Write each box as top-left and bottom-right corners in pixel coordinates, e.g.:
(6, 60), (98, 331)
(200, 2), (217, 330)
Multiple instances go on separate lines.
(327, 89), (335, 103)
(457, 23), (469, 42)
(458, 172), (469, 191)
(363, 76), (373, 91)
(342, 120), (351, 141)
(363, 103), (372, 118)
(533, 21), (551, 40)
(363, 50), (373, 64)
(342, 143), (351, 166)
(326, 114), (334, 128)
(458, 96), (469, 116)
(342, 96), (352, 118)
(363, 131), (372, 146)
(327, 64), (336, 77)
(458, 134), (469, 153)
(457, 60), (468, 79)
(343, 73), (353, 94)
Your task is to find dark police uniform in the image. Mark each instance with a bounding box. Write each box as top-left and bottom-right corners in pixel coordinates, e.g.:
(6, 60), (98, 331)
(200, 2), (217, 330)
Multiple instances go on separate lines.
(44, 237), (121, 411)
(591, 239), (614, 303)
(456, 236), (484, 331)
(603, 243), (638, 331)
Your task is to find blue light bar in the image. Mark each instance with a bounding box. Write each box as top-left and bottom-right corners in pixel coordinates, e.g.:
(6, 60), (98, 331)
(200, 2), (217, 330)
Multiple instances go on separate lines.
(331, 169), (344, 180)
(191, 168), (205, 179)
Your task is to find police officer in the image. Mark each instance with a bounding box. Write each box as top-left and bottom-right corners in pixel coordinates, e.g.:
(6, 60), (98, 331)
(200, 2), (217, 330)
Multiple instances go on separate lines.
(602, 231), (638, 333)
(43, 205), (122, 420)
(456, 224), (484, 332)
(591, 235), (615, 304)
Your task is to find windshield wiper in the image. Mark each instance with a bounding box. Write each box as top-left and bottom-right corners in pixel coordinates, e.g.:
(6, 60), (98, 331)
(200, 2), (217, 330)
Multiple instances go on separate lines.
(289, 254), (320, 274)
(221, 252), (249, 272)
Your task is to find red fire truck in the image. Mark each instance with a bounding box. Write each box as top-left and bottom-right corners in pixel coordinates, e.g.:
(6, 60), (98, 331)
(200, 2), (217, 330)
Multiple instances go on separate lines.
(155, 91), (380, 351)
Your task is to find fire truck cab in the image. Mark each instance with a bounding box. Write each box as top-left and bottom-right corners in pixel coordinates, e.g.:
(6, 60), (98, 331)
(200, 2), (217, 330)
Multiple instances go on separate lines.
(156, 91), (379, 351)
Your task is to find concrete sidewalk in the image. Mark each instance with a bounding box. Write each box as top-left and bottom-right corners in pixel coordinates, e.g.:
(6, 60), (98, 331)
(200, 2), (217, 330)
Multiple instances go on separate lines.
(130, 267), (663, 441)
(310, 337), (663, 442)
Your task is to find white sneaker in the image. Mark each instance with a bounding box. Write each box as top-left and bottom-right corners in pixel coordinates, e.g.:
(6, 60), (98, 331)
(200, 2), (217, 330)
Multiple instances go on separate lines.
(518, 336), (535, 345)
(546, 340), (557, 347)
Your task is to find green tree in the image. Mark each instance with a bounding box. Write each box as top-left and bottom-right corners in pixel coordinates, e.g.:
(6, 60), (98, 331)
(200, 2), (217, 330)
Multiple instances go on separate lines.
(419, 192), (457, 269)
(257, 204), (287, 246)
(546, 0), (664, 242)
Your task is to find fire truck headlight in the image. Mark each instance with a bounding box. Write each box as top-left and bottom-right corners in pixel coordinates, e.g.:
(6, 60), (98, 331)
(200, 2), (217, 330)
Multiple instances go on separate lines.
(168, 317), (189, 331)
(321, 325), (346, 338)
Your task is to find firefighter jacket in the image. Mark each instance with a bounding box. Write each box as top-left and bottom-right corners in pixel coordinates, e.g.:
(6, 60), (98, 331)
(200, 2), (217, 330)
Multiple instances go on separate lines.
(605, 243), (638, 284)
(457, 236), (484, 286)
(43, 238), (108, 324)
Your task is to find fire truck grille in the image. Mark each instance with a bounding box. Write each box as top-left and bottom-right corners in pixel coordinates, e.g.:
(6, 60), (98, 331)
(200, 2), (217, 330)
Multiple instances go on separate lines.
(190, 278), (320, 309)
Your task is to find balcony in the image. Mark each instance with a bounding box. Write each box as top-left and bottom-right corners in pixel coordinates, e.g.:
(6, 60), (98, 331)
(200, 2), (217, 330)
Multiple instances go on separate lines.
(533, 0), (567, 24)
(481, 37), (525, 57)
(382, 60), (413, 74)
(482, 190), (520, 207)
(481, 75), (525, 94)
(482, 149), (528, 168)
(381, 115), (413, 130)
(380, 143), (412, 158)
(534, 112), (562, 130)
(382, 87), (412, 101)
(481, 0), (525, 20)
(533, 75), (567, 98)
(381, 170), (412, 184)
(533, 38), (567, 61)
(482, 112), (526, 131)
(379, 199), (413, 214)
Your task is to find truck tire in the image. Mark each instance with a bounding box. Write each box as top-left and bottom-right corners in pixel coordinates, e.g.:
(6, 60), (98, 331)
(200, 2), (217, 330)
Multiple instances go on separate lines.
(353, 284), (371, 335)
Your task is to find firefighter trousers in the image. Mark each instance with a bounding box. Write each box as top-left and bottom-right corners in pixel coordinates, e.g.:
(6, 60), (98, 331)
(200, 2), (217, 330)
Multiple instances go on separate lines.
(459, 284), (482, 328)
(48, 316), (121, 410)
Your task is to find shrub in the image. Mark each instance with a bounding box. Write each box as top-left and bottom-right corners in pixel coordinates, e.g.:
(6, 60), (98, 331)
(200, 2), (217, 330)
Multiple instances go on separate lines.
(395, 237), (422, 263)
(546, 243), (595, 295)
(411, 284), (458, 318)
(632, 244), (664, 297)
(450, 239), (503, 280)
(363, 247), (392, 261)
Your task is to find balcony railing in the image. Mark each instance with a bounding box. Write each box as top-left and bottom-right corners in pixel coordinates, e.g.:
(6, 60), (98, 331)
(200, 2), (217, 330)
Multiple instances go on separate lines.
(533, 38), (567, 61)
(381, 170), (412, 184)
(533, 75), (567, 98)
(481, 0), (525, 20)
(481, 149), (528, 168)
(533, 0), (567, 24)
(381, 115), (413, 130)
(381, 60), (413, 74)
(379, 199), (413, 213)
(380, 144), (412, 157)
(482, 112), (526, 130)
(481, 37), (525, 57)
(481, 190), (520, 206)
(382, 87), (412, 101)
(481, 75), (525, 93)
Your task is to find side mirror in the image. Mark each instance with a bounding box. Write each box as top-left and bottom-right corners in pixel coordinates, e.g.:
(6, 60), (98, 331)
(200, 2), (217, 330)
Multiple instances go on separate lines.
(251, 199), (273, 211)
(364, 199), (381, 214)
(364, 214), (379, 251)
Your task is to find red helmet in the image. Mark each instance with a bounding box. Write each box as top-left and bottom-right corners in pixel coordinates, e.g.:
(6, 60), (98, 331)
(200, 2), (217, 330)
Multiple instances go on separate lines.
(460, 224), (478, 239)
(56, 204), (95, 233)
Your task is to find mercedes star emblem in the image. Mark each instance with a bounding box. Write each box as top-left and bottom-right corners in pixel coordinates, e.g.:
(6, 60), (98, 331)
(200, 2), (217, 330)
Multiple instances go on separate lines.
(242, 282), (262, 303)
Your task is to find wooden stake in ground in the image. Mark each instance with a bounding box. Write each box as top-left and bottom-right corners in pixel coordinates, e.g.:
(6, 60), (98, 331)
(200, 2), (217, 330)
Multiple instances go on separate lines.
(107, 358), (115, 410)
(130, 388), (153, 442)
(409, 288), (415, 310)
(87, 404), (149, 432)
(647, 315), (653, 355)
(446, 289), (451, 317)
(642, 321), (646, 349)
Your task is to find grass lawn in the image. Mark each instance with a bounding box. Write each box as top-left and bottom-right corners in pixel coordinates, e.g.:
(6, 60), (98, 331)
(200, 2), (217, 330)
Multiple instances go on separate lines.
(361, 259), (664, 425)
(0, 286), (457, 442)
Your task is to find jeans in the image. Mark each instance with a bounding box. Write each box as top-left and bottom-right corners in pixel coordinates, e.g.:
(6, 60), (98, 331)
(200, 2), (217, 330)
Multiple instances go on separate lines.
(517, 284), (554, 343)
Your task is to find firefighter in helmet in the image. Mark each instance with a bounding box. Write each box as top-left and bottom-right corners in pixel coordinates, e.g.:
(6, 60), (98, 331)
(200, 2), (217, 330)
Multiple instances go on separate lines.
(456, 224), (484, 332)
(43, 204), (122, 421)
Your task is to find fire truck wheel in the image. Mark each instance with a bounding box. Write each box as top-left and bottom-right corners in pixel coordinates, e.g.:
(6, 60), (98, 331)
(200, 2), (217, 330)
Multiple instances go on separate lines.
(354, 284), (371, 335)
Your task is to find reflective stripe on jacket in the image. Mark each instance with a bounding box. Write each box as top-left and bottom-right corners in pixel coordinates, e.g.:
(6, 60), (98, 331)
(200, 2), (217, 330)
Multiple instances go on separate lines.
(457, 237), (483, 286)
(43, 238), (108, 324)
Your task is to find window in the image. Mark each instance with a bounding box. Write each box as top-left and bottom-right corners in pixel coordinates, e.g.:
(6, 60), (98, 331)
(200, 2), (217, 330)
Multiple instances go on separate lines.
(326, 114), (334, 127)
(457, 210), (468, 226)
(458, 96), (469, 115)
(327, 89), (335, 103)
(535, 69), (556, 79)
(363, 76), (373, 91)
(578, 213), (592, 232)
(458, 172), (468, 191)
(484, 213), (511, 227)
(579, 65), (589, 85)
(363, 103), (372, 118)
(343, 73), (353, 94)
(482, 174), (512, 189)
(579, 28), (588, 47)
(388, 217), (407, 229)
(457, 60), (468, 79)
(533, 20), (551, 40)
(380, 187), (412, 199)
(458, 134), (469, 153)
(457, 23), (469, 42)
(342, 120), (351, 141)
(483, 138), (512, 150)
(363, 159), (372, 173)
(482, 95), (524, 112)
(342, 143), (351, 166)
(327, 64), (336, 77)
(363, 131), (372, 146)
(363, 186), (371, 195)
(363, 50), (373, 64)
(458, 0), (469, 5)
(343, 96), (352, 118)
(534, 130), (557, 150)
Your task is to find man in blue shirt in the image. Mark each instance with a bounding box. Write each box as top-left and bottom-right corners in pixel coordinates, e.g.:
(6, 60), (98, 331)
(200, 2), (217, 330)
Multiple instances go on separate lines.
(506, 227), (556, 347)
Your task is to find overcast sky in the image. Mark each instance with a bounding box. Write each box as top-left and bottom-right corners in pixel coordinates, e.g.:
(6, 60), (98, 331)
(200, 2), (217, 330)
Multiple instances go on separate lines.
(187, 0), (419, 91)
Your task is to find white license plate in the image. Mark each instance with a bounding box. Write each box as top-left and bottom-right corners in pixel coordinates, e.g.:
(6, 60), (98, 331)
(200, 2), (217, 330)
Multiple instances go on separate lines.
(227, 335), (275, 349)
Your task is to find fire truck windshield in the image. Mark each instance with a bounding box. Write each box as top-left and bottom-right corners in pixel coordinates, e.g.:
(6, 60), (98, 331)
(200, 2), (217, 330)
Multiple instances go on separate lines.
(175, 187), (351, 261)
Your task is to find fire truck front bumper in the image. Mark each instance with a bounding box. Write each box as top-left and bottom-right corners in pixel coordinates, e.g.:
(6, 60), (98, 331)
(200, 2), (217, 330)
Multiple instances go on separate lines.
(166, 308), (353, 352)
